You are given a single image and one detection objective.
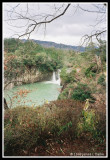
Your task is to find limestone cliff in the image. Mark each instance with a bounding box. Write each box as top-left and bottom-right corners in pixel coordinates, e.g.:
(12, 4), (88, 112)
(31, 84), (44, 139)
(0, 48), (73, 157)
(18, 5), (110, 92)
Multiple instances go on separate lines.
(4, 68), (53, 89)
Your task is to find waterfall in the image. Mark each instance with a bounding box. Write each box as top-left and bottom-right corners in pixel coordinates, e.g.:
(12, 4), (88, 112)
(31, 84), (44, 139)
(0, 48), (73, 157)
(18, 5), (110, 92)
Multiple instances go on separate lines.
(51, 70), (61, 85)
(56, 69), (61, 85)
(52, 71), (56, 82)
(45, 69), (61, 85)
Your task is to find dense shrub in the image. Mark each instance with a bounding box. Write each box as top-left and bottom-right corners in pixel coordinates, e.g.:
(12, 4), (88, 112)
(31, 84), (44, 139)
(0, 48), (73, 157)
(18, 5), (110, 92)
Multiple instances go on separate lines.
(4, 99), (106, 156)
(71, 83), (95, 102)
(60, 68), (76, 84)
(97, 74), (106, 86)
(58, 89), (68, 100)
(77, 109), (97, 138)
(4, 38), (21, 52)
(4, 100), (84, 156)
(95, 111), (106, 141)
(77, 105), (106, 143)
(58, 83), (95, 102)
(58, 83), (74, 100)
(4, 55), (26, 79)
(4, 107), (40, 155)
(85, 63), (97, 78)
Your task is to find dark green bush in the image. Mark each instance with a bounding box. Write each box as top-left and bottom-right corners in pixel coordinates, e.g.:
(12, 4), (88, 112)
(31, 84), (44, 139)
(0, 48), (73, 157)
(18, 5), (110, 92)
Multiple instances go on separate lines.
(71, 83), (95, 102)
(97, 74), (106, 86)
(58, 83), (95, 102)
(4, 38), (21, 52)
(85, 63), (97, 78)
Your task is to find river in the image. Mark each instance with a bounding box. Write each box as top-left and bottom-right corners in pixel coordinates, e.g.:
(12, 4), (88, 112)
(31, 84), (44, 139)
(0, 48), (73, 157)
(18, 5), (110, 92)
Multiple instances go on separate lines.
(4, 71), (62, 108)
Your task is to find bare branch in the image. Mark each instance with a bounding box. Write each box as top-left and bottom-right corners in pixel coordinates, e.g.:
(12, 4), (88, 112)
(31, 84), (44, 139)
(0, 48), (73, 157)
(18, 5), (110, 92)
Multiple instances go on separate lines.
(78, 4), (106, 13)
(80, 30), (106, 46)
(4, 3), (106, 46)
(18, 3), (71, 38)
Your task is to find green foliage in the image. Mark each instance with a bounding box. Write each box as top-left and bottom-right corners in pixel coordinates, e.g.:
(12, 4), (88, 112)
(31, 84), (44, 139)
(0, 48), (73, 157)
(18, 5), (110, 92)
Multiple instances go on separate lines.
(58, 88), (69, 100)
(60, 67), (69, 83)
(77, 109), (98, 138)
(85, 42), (97, 54)
(97, 74), (106, 86)
(22, 57), (35, 69)
(60, 67), (76, 84)
(58, 121), (72, 136)
(95, 111), (106, 141)
(4, 39), (64, 80)
(58, 83), (74, 100)
(96, 40), (106, 62)
(77, 107), (106, 143)
(33, 52), (62, 72)
(4, 38), (22, 52)
(85, 63), (97, 78)
(58, 82), (95, 102)
(71, 83), (94, 102)
(4, 54), (25, 79)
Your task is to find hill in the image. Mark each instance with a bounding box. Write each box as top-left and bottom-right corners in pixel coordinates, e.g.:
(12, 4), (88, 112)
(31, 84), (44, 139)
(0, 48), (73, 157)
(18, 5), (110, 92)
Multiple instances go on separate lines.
(21, 39), (85, 52)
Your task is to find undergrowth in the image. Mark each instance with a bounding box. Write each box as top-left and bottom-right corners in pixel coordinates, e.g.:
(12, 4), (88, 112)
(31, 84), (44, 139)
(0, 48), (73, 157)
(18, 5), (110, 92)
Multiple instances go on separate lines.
(4, 99), (106, 156)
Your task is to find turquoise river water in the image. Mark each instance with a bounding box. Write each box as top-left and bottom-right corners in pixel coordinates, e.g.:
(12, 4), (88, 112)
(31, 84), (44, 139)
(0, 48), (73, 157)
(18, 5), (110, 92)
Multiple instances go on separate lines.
(4, 81), (62, 108)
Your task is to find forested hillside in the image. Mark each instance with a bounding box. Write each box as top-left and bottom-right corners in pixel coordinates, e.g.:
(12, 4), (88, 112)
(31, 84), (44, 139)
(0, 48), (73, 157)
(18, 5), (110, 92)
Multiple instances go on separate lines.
(21, 39), (85, 52)
(4, 38), (64, 88)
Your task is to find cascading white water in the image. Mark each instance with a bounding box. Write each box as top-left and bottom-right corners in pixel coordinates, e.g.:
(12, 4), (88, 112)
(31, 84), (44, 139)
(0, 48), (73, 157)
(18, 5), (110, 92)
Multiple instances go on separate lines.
(51, 70), (61, 85)
(52, 71), (56, 82)
(56, 69), (61, 85)
(45, 69), (61, 85)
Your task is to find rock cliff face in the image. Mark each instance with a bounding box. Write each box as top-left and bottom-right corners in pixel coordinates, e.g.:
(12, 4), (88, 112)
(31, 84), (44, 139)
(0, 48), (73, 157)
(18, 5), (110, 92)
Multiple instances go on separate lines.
(4, 68), (53, 89)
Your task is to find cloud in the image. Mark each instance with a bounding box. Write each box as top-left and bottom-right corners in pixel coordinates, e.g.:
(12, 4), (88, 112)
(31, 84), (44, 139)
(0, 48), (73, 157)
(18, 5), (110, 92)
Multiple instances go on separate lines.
(46, 23), (92, 37)
(3, 2), (107, 46)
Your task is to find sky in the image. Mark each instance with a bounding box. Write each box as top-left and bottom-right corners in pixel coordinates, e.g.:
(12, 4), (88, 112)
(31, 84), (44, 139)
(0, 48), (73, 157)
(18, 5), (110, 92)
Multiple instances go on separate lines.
(3, 2), (107, 46)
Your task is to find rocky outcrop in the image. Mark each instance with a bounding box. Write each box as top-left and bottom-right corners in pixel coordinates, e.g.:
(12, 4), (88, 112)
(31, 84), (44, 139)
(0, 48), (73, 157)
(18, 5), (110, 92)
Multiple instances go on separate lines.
(4, 68), (53, 90)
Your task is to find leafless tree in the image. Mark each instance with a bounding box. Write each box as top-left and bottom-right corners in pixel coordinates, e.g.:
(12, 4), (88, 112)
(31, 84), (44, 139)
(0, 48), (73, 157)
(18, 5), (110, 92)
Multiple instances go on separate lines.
(78, 3), (107, 46)
(4, 3), (71, 39)
(4, 3), (107, 44)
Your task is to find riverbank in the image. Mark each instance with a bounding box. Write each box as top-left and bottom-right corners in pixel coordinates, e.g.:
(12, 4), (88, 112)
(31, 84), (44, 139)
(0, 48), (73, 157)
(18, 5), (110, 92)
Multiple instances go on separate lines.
(4, 69), (53, 90)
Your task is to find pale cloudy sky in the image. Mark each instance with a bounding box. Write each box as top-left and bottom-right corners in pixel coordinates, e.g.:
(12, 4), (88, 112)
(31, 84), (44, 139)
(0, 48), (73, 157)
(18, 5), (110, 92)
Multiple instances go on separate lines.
(3, 2), (107, 46)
